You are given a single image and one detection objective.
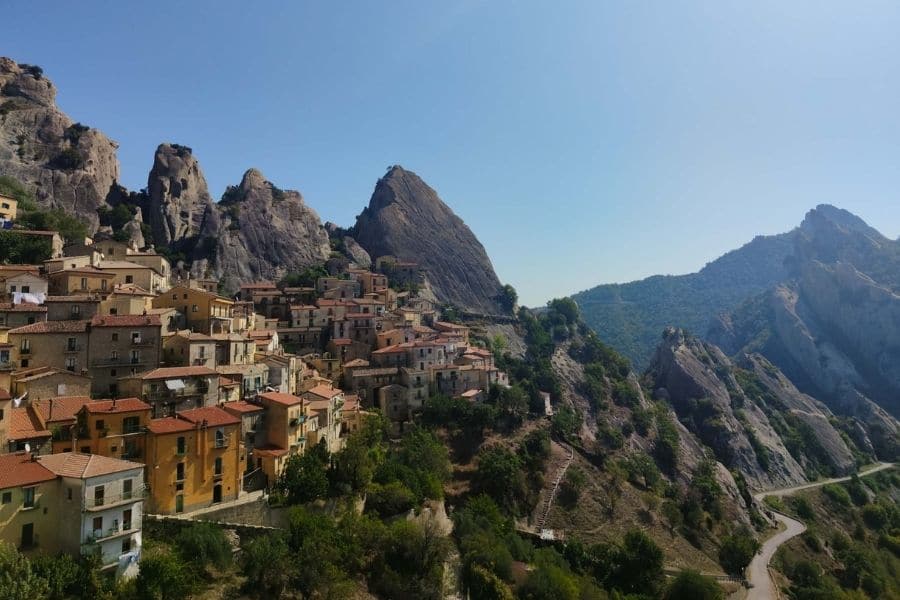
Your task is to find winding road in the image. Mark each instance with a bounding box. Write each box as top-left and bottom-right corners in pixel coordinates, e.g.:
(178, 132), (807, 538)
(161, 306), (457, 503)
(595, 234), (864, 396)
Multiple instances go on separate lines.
(745, 462), (894, 600)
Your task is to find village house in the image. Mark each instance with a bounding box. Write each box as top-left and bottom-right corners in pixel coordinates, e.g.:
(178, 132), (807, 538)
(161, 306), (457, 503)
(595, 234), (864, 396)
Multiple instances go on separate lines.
(100, 284), (156, 316)
(254, 391), (308, 483)
(47, 267), (115, 295)
(302, 384), (345, 453)
(6, 367), (91, 402)
(0, 452), (60, 555)
(6, 406), (51, 454)
(222, 400), (265, 475)
(87, 314), (162, 397)
(144, 406), (242, 514)
(152, 285), (234, 335)
(163, 331), (216, 369)
(118, 366), (219, 418)
(71, 398), (152, 461)
(2, 272), (48, 297)
(8, 320), (90, 373)
(97, 260), (167, 294)
(44, 295), (101, 321)
(0, 193), (18, 222)
(0, 302), (47, 328)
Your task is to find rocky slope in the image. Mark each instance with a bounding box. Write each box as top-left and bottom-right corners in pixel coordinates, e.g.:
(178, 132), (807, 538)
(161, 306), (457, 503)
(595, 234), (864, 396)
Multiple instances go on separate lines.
(353, 166), (506, 314)
(185, 168), (331, 290)
(0, 58), (119, 232)
(645, 328), (847, 489)
(144, 143), (215, 247)
(709, 207), (900, 458)
(573, 231), (796, 369)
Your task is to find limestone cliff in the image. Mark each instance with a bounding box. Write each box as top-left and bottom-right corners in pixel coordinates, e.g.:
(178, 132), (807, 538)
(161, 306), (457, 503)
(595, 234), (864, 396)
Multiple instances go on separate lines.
(145, 143), (215, 246)
(0, 57), (119, 231)
(647, 328), (859, 488)
(353, 166), (506, 314)
(191, 168), (331, 292)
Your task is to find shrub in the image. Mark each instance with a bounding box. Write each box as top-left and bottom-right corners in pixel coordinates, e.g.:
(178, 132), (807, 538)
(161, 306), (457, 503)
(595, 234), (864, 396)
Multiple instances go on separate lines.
(718, 525), (760, 577)
(664, 569), (723, 600)
(366, 481), (416, 517)
(822, 484), (851, 507)
(173, 522), (232, 571)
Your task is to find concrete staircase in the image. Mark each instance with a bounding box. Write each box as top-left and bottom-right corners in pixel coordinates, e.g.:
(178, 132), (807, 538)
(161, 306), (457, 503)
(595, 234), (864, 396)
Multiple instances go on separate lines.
(538, 441), (575, 531)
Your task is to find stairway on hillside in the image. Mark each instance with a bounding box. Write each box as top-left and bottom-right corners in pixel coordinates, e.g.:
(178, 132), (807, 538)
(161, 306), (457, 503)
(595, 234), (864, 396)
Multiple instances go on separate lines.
(538, 441), (575, 531)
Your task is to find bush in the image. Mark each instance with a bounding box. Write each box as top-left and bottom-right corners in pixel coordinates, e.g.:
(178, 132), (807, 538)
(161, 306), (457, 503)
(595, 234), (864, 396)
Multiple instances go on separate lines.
(664, 569), (723, 600)
(173, 522), (232, 572)
(822, 484), (852, 507)
(558, 466), (586, 509)
(718, 525), (760, 577)
(367, 481), (416, 517)
(49, 146), (85, 170)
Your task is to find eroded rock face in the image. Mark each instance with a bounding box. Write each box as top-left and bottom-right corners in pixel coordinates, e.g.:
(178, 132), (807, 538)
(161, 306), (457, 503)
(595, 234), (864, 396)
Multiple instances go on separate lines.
(145, 143), (214, 246)
(647, 328), (846, 489)
(0, 57), (119, 231)
(354, 166), (505, 314)
(192, 168), (331, 292)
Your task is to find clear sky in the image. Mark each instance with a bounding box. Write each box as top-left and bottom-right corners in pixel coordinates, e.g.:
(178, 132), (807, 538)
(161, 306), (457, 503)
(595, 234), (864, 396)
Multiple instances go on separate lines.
(5, 1), (900, 306)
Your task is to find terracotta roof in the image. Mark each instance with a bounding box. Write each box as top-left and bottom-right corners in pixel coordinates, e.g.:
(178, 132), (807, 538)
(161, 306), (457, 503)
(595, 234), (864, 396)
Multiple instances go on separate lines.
(48, 267), (115, 277)
(8, 408), (51, 441)
(90, 314), (161, 327)
(351, 367), (400, 377)
(110, 284), (154, 296)
(82, 398), (151, 414)
(0, 303), (47, 313)
(97, 260), (151, 270)
(240, 282), (276, 289)
(33, 396), (94, 423)
(178, 406), (240, 427)
(222, 400), (264, 414)
(14, 367), (90, 383)
(38, 452), (143, 479)
(304, 384), (342, 400)
(259, 391), (304, 407)
(138, 366), (217, 380)
(342, 395), (360, 412)
(343, 359), (370, 368)
(147, 417), (193, 434)
(176, 331), (213, 341)
(219, 376), (239, 388)
(372, 344), (406, 354)
(43, 295), (100, 303)
(8, 320), (88, 334)
(253, 445), (289, 458)
(0, 453), (57, 489)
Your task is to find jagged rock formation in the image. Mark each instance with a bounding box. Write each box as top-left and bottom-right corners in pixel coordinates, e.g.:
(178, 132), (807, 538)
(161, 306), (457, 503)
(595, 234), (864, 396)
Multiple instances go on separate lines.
(647, 328), (857, 488)
(0, 58), (119, 231)
(190, 168), (331, 292)
(709, 206), (900, 458)
(353, 166), (505, 314)
(145, 143), (215, 246)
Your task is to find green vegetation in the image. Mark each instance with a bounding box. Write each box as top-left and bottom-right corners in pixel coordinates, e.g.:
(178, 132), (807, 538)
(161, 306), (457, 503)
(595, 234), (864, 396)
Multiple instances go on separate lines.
(495, 283), (518, 312)
(0, 175), (89, 244)
(278, 264), (328, 288)
(718, 525), (760, 577)
(664, 569), (724, 600)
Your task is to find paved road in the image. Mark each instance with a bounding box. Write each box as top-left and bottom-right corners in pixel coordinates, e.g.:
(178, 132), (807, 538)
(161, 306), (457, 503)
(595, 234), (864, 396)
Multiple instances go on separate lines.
(745, 462), (894, 600)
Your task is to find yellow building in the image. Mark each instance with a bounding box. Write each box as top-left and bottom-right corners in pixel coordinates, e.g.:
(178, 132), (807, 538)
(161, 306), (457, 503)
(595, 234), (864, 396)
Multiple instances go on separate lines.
(145, 406), (242, 514)
(47, 267), (115, 295)
(72, 398), (151, 461)
(100, 284), (155, 316)
(0, 194), (17, 222)
(254, 391), (308, 483)
(97, 261), (167, 294)
(0, 452), (59, 555)
(152, 285), (234, 335)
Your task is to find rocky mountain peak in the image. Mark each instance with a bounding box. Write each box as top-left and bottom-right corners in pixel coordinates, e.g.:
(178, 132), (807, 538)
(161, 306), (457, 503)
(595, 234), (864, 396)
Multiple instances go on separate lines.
(800, 204), (883, 240)
(0, 57), (56, 106)
(145, 143), (214, 246)
(354, 165), (506, 314)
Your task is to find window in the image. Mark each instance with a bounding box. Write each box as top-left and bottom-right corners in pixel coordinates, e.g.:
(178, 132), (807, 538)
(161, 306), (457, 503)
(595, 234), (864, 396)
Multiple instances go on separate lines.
(131, 332), (141, 344)
(9, 285), (15, 292)
(123, 416), (139, 434)
(215, 428), (226, 448)
(125, 275), (133, 284)
(111, 333), (119, 341)
(1, 491), (10, 504)
(67, 488), (72, 501)
(65, 357), (76, 372)
(71, 305), (80, 317)
(79, 446), (90, 453)
(176, 462), (185, 481)
(175, 494), (184, 513)
(92, 516), (103, 535)
(21, 285), (29, 293)
(123, 479), (133, 500)
(96, 419), (105, 431)
(191, 304), (198, 313)
(214, 457), (223, 475)
(121, 537), (132, 553)
(110, 368), (117, 376)
(20, 339), (30, 352)
(130, 350), (139, 364)
(67, 337), (77, 351)
(176, 436), (186, 455)
(109, 383), (118, 396)
(101, 279), (107, 291)
(80, 277), (87, 290)
(21, 487), (35, 508)
(94, 485), (105, 507)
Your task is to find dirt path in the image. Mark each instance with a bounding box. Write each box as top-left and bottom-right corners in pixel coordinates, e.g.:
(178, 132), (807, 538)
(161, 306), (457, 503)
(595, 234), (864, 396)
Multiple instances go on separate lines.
(746, 462), (894, 600)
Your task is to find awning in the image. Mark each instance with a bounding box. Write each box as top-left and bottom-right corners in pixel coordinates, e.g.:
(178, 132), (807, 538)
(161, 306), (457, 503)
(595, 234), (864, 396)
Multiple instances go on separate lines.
(164, 379), (185, 391)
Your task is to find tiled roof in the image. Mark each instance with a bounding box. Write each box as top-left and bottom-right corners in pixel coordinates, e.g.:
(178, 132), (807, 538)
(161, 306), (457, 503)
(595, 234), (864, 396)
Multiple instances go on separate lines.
(351, 367), (399, 377)
(83, 398), (151, 414)
(219, 376), (239, 388)
(43, 295), (100, 303)
(342, 395), (360, 412)
(343, 359), (370, 368)
(97, 260), (150, 270)
(8, 320), (89, 334)
(90, 314), (161, 327)
(48, 267), (115, 277)
(138, 366), (217, 380)
(372, 344), (407, 354)
(253, 445), (288, 458)
(8, 408), (51, 441)
(38, 452), (142, 479)
(178, 406), (240, 427)
(33, 396), (94, 423)
(109, 284), (154, 296)
(0, 453), (57, 489)
(259, 391), (304, 407)
(147, 417), (193, 434)
(14, 367), (90, 383)
(304, 384), (342, 400)
(221, 400), (264, 414)
(0, 303), (47, 313)
(330, 338), (352, 346)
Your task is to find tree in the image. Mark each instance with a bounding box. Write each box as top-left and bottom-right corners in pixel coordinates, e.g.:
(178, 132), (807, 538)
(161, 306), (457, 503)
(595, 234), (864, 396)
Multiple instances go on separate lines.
(664, 570), (724, 600)
(173, 522), (232, 572)
(31, 554), (79, 600)
(473, 445), (528, 515)
(0, 542), (50, 600)
(496, 284), (518, 312)
(242, 532), (293, 598)
(611, 529), (665, 595)
(329, 431), (378, 495)
(718, 526), (760, 578)
(519, 549), (580, 600)
(279, 440), (329, 504)
(558, 466), (586, 509)
(135, 545), (192, 600)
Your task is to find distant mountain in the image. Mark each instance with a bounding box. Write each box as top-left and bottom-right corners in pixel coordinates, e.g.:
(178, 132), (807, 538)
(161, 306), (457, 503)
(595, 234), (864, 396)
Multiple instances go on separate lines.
(573, 231), (796, 369)
(353, 166), (507, 315)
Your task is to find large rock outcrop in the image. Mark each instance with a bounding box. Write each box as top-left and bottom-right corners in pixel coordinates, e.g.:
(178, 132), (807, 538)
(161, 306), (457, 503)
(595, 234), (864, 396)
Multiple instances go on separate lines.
(0, 57), (120, 231)
(353, 166), (505, 314)
(709, 206), (900, 458)
(191, 168), (331, 291)
(144, 143), (215, 246)
(647, 328), (862, 488)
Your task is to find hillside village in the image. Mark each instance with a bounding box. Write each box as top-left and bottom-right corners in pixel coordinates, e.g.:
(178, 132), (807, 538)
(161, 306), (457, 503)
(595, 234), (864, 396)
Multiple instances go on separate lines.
(0, 191), (510, 579)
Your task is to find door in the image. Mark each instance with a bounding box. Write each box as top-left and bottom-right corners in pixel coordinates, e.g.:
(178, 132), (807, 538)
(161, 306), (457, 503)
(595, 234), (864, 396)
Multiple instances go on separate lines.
(21, 523), (33, 548)
(213, 484), (222, 504)
(175, 494), (184, 513)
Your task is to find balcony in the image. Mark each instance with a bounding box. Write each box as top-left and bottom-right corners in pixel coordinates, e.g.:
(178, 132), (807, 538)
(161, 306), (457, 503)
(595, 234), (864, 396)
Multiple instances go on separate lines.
(0, 359), (16, 371)
(19, 347), (31, 356)
(90, 355), (150, 367)
(84, 523), (136, 544)
(63, 344), (84, 353)
(83, 485), (145, 510)
(131, 338), (156, 347)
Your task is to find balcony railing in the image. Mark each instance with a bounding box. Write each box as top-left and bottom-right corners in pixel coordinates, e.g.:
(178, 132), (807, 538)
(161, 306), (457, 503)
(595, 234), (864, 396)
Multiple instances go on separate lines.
(0, 360), (16, 370)
(90, 356), (150, 367)
(131, 338), (156, 347)
(83, 485), (145, 510)
(84, 523), (136, 544)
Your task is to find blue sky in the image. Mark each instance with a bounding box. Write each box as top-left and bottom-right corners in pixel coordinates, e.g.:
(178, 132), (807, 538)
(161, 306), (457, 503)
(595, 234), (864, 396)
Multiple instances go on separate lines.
(6, 1), (900, 305)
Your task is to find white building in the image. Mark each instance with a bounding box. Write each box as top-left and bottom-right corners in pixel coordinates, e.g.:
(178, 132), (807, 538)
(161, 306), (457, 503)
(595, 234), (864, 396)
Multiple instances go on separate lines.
(38, 453), (144, 578)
